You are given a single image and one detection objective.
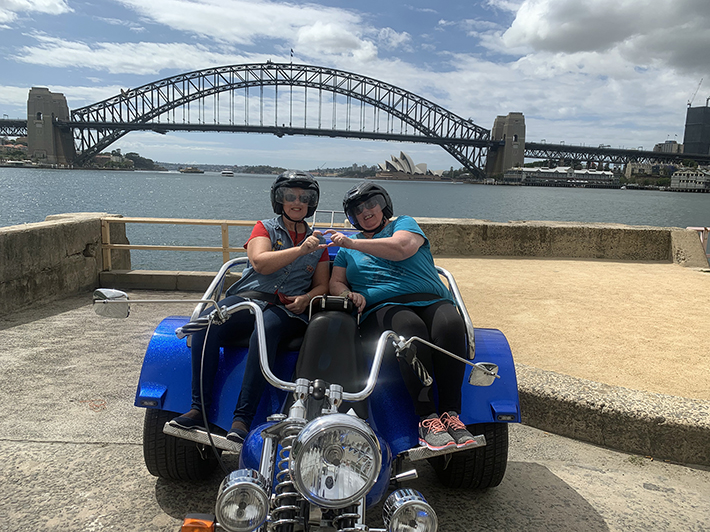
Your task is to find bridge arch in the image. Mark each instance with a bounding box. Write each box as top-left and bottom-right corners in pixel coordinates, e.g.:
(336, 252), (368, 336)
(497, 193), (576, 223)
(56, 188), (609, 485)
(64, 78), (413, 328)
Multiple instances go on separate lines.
(68, 63), (490, 175)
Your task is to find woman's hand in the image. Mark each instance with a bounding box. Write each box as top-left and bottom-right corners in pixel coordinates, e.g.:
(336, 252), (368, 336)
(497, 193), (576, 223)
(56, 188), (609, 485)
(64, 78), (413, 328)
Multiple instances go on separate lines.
(330, 264), (366, 313)
(282, 293), (312, 315)
(299, 231), (328, 256)
(325, 230), (353, 249)
(347, 291), (366, 313)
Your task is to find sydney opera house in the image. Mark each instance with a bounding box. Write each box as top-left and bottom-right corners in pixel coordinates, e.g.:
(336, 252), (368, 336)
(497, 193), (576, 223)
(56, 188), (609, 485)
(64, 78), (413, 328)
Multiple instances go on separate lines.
(376, 151), (445, 180)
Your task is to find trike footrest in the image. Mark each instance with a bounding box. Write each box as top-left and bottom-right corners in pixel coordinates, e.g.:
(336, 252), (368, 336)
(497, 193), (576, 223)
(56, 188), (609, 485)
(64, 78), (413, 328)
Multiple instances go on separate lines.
(405, 434), (486, 462)
(163, 422), (243, 453)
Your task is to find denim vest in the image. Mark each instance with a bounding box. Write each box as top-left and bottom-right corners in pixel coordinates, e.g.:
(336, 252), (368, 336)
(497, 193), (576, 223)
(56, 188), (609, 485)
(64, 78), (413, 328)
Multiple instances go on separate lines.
(226, 216), (325, 320)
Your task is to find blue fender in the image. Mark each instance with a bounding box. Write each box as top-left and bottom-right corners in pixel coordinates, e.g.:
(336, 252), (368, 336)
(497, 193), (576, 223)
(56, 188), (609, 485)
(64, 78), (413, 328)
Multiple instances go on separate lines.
(368, 327), (520, 456)
(134, 316), (299, 432)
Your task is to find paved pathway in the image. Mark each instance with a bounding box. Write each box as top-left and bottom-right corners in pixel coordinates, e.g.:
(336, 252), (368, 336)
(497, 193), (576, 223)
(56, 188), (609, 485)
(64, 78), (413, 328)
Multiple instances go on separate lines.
(436, 257), (710, 401)
(1, 275), (709, 530)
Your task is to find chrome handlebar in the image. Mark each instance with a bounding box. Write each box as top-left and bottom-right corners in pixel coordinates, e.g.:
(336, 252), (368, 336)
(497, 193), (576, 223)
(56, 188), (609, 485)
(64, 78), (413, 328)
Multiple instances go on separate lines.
(200, 297), (394, 402)
(190, 256), (250, 322)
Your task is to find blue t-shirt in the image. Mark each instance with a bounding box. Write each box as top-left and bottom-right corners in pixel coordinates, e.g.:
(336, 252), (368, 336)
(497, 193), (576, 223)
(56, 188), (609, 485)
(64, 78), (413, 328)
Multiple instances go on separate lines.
(333, 216), (452, 318)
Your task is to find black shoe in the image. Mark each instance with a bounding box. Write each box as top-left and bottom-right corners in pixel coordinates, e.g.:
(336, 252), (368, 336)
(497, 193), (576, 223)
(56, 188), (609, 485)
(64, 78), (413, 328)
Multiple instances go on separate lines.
(169, 412), (206, 431)
(226, 420), (249, 443)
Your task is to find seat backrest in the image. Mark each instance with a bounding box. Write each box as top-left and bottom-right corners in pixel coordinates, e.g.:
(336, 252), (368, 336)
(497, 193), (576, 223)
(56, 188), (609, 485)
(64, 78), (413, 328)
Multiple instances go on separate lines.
(295, 310), (368, 418)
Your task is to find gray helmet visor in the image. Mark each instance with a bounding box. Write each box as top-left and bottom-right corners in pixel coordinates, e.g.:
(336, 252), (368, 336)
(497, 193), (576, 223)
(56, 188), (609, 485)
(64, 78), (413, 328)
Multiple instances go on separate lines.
(349, 194), (387, 216)
(275, 187), (319, 207)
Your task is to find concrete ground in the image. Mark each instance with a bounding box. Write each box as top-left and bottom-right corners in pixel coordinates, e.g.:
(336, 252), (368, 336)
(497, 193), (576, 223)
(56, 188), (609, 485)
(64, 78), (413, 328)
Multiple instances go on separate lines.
(435, 257), (710, 402)
(1, 290), (709, 531)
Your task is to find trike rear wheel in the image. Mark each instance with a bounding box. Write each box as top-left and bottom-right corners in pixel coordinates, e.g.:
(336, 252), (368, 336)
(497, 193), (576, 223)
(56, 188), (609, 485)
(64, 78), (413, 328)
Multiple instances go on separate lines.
(428, 422), (508, 489)
(142, 408), (221, 481)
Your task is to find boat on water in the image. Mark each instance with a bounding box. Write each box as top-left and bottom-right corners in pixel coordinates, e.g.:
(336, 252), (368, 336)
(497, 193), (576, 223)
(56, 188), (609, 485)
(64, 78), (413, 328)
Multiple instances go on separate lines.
(179, 166), (204, 174)
(220, 169), (235, 177)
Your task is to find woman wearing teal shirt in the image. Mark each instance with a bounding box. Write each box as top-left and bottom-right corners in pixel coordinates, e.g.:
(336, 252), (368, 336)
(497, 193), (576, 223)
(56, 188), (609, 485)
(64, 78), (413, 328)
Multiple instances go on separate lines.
(328, 181), (476, 452)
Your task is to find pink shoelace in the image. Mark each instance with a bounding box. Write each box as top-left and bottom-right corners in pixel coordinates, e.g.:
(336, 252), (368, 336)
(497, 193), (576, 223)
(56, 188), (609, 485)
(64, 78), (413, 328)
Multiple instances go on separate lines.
(421, 416), (448, 434)
(440, 412), (465, 430)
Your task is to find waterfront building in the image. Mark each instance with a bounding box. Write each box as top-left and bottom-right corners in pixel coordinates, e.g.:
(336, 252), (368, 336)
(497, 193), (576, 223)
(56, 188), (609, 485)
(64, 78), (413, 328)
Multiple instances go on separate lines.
(376, 151), (444, 180)
(670, 167), (710, 192)
(653, 140), (683, 154)
(683, 104), (710, 155)
(503, 166), (617, 187)
(625, 162), (653, 178)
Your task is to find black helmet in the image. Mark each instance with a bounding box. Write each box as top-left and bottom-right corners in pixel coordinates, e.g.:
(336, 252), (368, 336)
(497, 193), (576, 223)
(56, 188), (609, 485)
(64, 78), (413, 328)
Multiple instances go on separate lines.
(270, 170), (320, 218)
(343, 181), (394, 231)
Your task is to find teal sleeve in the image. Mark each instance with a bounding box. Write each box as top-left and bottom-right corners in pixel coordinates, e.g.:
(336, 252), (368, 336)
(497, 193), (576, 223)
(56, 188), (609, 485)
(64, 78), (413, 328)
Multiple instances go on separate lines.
(333, 248), (347, 268)
(392, 215), (427, 240)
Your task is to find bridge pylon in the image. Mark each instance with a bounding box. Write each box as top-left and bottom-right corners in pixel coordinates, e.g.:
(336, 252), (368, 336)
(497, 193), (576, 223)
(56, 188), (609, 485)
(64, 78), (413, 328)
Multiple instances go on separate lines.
(27, 88), (76, 166)
(485, 112), (525, 176)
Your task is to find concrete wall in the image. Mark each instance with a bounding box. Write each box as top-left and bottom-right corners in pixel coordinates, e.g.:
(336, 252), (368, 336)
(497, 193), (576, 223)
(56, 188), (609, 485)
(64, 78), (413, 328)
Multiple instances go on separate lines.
(0, 213), (129, 316)
(3, 215), (706, 315)
(417, 218), (709, 267)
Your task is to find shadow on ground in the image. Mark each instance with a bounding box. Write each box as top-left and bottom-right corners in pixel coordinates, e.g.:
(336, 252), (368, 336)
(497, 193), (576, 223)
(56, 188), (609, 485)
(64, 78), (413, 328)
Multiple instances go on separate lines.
(153, 459), (609, 532)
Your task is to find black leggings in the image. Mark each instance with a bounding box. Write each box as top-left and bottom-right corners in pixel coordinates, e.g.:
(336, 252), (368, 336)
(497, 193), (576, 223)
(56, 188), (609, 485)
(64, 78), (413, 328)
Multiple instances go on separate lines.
(361, 300), (466, 417)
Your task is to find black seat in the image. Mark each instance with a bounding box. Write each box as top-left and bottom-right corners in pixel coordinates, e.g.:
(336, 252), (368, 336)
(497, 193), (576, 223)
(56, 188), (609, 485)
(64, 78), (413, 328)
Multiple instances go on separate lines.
(223, 332), (303, 352)
(294, 309), (368, 418)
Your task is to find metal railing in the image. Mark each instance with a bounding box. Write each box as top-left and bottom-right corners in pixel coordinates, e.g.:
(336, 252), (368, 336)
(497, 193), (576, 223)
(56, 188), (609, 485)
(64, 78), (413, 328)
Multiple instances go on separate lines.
(687, 226), (710, 260)
(100, 211), (351, 271)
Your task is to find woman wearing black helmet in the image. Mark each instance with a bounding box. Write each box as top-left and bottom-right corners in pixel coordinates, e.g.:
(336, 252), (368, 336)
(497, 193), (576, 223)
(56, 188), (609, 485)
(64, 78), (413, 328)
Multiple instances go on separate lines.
(327, 181), (475, 452)
(170, 170), (330, 443)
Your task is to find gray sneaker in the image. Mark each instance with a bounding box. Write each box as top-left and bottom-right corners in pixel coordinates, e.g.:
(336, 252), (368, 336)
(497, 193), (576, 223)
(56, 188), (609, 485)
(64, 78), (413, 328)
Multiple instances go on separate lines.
(440, 411), (476, 448)
(418, 414), (456, 451)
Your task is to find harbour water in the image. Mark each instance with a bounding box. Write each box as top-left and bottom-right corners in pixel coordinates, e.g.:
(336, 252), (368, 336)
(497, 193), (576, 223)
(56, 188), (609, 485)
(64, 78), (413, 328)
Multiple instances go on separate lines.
(2, 167), (708, 271)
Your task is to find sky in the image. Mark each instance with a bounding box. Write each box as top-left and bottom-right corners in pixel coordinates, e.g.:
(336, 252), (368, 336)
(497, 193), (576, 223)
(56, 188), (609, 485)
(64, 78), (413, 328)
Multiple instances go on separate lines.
(1, 0), (709, 170)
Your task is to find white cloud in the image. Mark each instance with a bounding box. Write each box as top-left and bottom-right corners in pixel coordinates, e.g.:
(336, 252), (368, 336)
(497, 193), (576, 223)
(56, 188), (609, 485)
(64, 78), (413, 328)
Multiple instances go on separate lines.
(94, 16), (145, 32)
(0, 0), (71, 25)
(114, 0), (363, 45)
(485, 0), (524, 12)
(501, 0), (710, 75)
(0, 83), (127, 115)
(378, 28), (412, 51)
(0, 85), (32, 108)
(295, 20), (375, 60)
(16, 35), (250, 75)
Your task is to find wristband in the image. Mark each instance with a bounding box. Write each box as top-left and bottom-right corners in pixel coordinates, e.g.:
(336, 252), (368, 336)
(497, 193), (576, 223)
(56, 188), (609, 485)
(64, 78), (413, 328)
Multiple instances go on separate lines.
(339, 289), (351, 298)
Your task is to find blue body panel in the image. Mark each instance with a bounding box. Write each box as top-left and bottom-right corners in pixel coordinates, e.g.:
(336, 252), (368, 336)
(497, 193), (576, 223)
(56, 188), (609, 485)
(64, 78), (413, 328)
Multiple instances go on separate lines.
(367, 327), (520, 456)
(137, 318), (520, 456)
(136, 315), (519, 505)
(134, 316), (298, 432)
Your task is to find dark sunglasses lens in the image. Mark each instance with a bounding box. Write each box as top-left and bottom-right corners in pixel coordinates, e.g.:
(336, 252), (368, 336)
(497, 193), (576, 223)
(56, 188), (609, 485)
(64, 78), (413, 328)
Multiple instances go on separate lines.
(301, 191), (317, 205)
(280, 190), (316, 205)
(354, 196), (381, 215)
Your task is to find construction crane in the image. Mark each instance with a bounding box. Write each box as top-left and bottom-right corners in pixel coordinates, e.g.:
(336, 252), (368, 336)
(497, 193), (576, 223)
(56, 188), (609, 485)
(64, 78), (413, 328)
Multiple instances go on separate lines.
(688, 78), (703, 107)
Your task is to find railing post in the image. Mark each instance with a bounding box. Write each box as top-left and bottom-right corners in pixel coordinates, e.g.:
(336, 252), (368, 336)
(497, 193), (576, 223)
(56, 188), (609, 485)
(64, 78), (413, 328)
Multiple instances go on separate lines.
(687, 226), (710, 259)
(101, 218), (112, 271)
(221, 223), (230, 264)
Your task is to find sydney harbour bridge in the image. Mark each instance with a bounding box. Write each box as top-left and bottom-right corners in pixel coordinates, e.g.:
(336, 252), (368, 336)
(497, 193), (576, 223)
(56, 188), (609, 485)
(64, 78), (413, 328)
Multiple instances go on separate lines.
(2, 62), (710, 177)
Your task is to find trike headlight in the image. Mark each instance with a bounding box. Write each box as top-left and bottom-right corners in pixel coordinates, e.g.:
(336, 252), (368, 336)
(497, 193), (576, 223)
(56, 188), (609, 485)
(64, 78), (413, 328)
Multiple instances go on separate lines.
(215, 469), (269, 532)
(383, 489), (438, 532)
(290, 413), (381, 508)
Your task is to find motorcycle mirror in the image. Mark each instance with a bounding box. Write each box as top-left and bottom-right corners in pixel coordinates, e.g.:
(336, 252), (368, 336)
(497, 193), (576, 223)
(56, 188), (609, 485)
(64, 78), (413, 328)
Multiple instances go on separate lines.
(468, 362), (499, 387)
(93, 288), (130, 318)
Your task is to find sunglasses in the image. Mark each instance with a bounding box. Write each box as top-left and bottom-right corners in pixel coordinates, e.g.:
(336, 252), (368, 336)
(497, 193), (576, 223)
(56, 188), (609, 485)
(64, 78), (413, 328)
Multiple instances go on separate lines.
(351, 195), (385, 215)
(278, 190), (318, 206)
